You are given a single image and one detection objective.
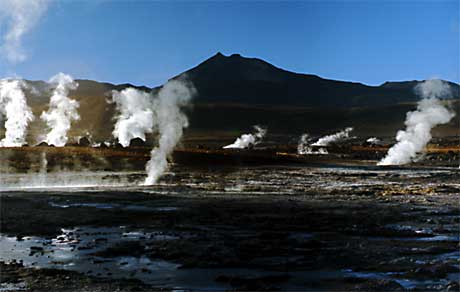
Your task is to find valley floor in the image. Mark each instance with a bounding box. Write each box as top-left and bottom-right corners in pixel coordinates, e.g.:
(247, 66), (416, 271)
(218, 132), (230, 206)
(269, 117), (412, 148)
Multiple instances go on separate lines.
(1, 163), (459, 291)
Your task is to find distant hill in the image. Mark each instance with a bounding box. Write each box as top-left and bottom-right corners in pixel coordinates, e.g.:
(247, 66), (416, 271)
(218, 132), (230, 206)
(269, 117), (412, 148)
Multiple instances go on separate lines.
(4, 52), (459, 145)
(25, 79), (149, 108)
(172, 52), (459, 107)
(26, 52), (459, 108)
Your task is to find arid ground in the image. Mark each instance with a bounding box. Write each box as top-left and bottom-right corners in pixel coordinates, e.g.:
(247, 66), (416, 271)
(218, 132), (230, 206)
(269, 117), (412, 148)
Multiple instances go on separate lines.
(0, 145), (459, 291)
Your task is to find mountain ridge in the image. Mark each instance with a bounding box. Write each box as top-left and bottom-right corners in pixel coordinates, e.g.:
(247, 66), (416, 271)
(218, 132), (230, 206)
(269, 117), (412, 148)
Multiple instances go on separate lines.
(168, 52), (458, 107)
(25, 52), (459, 108)
(3, 52), (458, 143)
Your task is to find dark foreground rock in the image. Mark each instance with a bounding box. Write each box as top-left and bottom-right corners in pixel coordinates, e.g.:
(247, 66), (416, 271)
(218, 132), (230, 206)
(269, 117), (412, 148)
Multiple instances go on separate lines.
(0, 261), (162, 292)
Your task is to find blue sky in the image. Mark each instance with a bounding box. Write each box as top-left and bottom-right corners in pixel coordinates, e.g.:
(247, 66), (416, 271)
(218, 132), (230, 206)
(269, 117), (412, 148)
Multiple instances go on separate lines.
(1, 0), (458, 87)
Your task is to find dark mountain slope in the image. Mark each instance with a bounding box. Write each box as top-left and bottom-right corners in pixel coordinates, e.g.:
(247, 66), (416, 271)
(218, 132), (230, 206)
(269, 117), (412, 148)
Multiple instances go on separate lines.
(7, 52), (458, 143)
(173, 52), (458, 107)
(24, 52), (459, 109)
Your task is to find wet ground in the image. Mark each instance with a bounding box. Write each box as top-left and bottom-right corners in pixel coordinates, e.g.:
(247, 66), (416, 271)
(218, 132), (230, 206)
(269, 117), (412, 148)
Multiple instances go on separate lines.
(1, 162), (459, 291)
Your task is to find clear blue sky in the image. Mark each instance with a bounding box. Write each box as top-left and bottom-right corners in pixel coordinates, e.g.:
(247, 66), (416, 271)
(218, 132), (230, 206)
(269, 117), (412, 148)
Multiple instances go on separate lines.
(1, 0), (458, 87)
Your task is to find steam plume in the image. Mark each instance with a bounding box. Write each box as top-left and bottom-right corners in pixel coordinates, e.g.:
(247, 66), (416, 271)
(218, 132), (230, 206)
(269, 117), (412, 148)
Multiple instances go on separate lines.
(144, 79), (195, 185)
(366, 137), (381, 145)
(378, 80), (455, 166)
(297, 134), (312, 154)
(223, 125), (267, 149)
(297, 133), (328, 155)
(0, 78), (34, 146)
(38, 151), (48, 186)
(311, 127), (353, 146)
(40, 73), (79, 147)
(0, 0), (50, 63)
(111, 88), (154, 147)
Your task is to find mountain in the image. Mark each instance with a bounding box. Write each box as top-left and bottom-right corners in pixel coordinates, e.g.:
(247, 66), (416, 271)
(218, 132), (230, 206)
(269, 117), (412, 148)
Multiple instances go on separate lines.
(25, 52), (459, 109)
(4, 52), (459, 144)
(171, 52), (459, 107)
(25, 79), (149, 107)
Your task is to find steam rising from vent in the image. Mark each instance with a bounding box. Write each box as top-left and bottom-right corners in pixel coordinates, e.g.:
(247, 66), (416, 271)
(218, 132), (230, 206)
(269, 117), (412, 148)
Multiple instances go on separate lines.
(38, 151), (48, 186)
(311, 127), (353, 146)
(414, 79), (452, 99)
(223, 125), (267, 149)
(378, 80), (455, 166)
(366, 137), (381, 145)
(0, 0), (50, 63)
(144, 79), (195, 185)
(40, 73), (79, 147)
(297, 134), (312, 154)
(111, 88), (154, 147)
(297, 133), (328, 155)
(0, 79), (34, 146)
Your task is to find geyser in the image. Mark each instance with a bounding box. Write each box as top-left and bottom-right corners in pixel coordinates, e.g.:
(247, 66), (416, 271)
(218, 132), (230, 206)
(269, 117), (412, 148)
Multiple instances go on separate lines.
(40, 73), (79, 147)
(223, 125), (267, 149)
(297, 134), (311, 154)
(378, 79), (455, 166)
(297, 133), (328, 155)
(0, 78), (34, 147)
(311, 127), (353, 147)
(111, 88), (154, 147)
(144, 79), (195, 185)
(366, 137), (381, 145)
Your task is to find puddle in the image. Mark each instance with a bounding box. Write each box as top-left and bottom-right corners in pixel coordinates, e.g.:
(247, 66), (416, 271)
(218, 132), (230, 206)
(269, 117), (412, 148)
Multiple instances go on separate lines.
(48, 201), (179, 212)
(369, 235), (460, 242)
(49, 202), (115, 209)
(0, 226), (179, 271)
(2, 225), (457, 291)
(0, 282), (27, 291)
(381, 224), (460, 242)
(342, 269), (458, 290)
(437, 250), (460, 261)
(414, 235), (460, 242)
(0, 227), (303, 290)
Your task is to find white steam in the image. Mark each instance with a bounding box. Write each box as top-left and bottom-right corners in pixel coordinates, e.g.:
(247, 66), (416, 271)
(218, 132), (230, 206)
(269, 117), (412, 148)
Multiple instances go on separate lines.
(378, 79), (455, 166)
(0, 0), (50, 63)
(223, 125), (267, 149)
(297, 133), (328, 155)
(414, 79), (452, 99)
(297, 134), (311, 154)
(38, 151), (48, 186)
(144, 79), (195, 185)
(111, 88), (154, 147)
(0, 78), (34, 146)
(366, 137), (381, 145)
(311, 127), (353, 146)
(40, 73), (79, 147)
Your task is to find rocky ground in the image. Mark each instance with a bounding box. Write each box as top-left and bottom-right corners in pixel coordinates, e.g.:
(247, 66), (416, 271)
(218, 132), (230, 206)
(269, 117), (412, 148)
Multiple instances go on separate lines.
(0, 261), (159, 292)
(1, 162), (459, 291)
